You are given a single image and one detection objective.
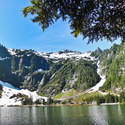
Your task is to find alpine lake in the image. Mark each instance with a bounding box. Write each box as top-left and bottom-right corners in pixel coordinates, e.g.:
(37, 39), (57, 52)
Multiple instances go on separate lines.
(0, 104), (125, 125)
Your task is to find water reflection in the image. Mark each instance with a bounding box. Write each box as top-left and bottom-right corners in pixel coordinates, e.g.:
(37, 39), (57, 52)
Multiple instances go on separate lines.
(0, 105), (125, 125)
(88, 106), (109, 125)
(88, 105), (125, 125)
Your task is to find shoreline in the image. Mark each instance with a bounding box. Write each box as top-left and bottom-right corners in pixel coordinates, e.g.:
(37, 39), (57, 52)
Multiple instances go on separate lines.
(0, 102), (122, 107)
(100, 102), (120, 105)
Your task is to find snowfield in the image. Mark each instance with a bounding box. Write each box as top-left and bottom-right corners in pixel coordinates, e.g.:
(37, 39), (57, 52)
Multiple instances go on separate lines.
(85, 61), (106, 94)
(8, 48), (95, 61)
(0, 81), (48, 106)
(35, 51), (95, 61)
(8, 49), (16, 55)
(0, 81), (19, 89)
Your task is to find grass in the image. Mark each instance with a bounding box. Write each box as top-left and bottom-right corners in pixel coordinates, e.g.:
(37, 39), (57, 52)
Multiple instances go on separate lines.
(72, 92), (104, 104)
(54, 89), (78, 99)
(54, 93), (63, 99)
(37, 92), (48, 97)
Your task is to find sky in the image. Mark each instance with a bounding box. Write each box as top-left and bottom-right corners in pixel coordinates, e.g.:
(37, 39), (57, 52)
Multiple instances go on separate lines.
(0, 0), (121, 52)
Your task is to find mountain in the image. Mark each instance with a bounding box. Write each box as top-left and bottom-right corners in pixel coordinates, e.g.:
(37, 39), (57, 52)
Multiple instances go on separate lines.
(38, 59), (100, 96)
(0, 44), (101, 97)
(1, 43), (125, 105)
(0, 45), (52, 89)
(99, 43), (125, 92)
(90, 47), (103, 58)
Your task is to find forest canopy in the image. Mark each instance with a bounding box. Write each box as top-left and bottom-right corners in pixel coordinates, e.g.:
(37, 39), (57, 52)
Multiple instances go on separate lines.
(23, 0), (125, 43)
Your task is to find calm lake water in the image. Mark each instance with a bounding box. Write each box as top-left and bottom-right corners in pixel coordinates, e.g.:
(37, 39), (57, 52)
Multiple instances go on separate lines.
(0, 105), (125, 125)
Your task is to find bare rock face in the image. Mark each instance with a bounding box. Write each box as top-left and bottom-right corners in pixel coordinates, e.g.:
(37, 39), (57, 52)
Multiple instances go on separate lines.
(0, 44), (102, 96)
(0, 85), (2, 91)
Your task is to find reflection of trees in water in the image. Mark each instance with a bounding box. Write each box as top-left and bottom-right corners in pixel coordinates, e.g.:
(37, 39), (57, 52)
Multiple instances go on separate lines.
(89, 105), (125, 125)
(118, 105), (123, 120)
(1, 106), (125, 125)
(117, 105), (125, 124)
(88, 106), (108, 125)
(60, 106), (91, 125)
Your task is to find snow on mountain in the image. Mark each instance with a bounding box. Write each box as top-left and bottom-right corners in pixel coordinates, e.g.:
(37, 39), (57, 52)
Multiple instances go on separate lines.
(48, 52), (92, 60)
(8, 49), (16, 55)
(85, 61), (106, 94)
(0, 81), (48, 106)
(35, 69), (43, 73)
(34, 50), (95, 61)
(8, 48), (95, 62)
(0, 81), (18, 89)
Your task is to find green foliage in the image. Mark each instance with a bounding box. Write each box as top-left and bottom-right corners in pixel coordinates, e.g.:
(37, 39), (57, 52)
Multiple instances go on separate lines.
(19, 58), (24, 71)
(104, 93), (115, 103)
(39, 59), (100, 96)
(9, 93), (33, 105)
(100, 43), (125, 91)
(0, 91), (2, 98)
(0, 44), (10, 58)
(99, 44), (119, 70)
(119, 92), (125, 103)
(11, 56), (16, 72)
(54, 89), (78, 99)
(72, 92), (119, 105)
(23, 1), (125, 42)
(0, 58), (21, 88)
(46, 96), (53, 105)
(0, 48), (53, 89)
(34, 99), (45, 105)
(30, 55), (50, 72)
(37, 92), (47, 97)
(22, 72), (45, 91)
(22, 95), (33, 105)
(54, 93), (63, 99)
(0, 85), (3, 98)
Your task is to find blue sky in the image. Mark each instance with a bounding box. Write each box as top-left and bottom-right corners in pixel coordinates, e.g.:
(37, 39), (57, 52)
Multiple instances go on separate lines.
(0, 0), (121, 52)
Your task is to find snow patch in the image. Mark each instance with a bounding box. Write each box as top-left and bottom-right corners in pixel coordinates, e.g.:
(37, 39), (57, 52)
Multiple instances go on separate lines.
(86, 61), (106, 93)
(35, 69), (43, 72)
(34, 51), (95, 61)
(8, 49), (96, 62)
(0, 57), (9, 61)
(24, 66), (30, 69)
(0, 81), (48, 106)
(0, 81), (18, 90)
(8, 49), (16, 55)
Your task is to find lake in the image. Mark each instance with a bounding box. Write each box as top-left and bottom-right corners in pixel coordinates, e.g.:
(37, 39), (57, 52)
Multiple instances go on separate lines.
(0, 105), (125, 125)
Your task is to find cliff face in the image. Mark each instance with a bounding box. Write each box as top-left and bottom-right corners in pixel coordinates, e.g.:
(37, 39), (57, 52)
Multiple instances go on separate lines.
(0, 45), (52, 89)
(99, 43), (125, 92)
(0, 44), (101, 96)
(38, 59), (100, 96)
(1, 42), (125, 97)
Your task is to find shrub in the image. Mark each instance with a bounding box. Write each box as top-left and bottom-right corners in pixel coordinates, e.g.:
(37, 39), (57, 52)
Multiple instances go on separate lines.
(22, 96), (33, 105)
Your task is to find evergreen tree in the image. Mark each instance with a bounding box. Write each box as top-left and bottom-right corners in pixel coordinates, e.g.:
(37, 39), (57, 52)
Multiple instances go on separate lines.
(19, 58), (24, 71)
(0, 44), (10, 57)
(30, 56), (37, 72)
(23, 0), (125, 43)
(11, 56), (16, 72)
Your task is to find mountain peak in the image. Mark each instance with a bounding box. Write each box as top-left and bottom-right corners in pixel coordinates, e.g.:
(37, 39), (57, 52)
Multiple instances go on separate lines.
(96, 47), (102, 53)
